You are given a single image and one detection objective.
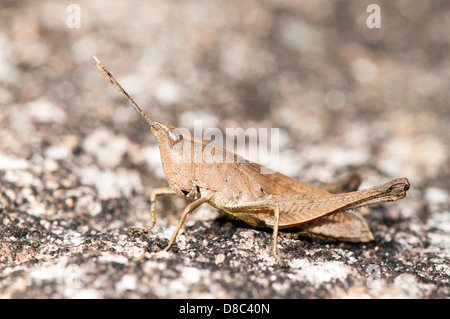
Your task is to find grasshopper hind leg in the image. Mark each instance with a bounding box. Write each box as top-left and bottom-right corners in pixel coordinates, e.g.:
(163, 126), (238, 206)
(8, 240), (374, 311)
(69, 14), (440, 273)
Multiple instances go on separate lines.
(318, 173), (362, 194)
(227, 200), (284, 262)
(272, 204), (283, 263)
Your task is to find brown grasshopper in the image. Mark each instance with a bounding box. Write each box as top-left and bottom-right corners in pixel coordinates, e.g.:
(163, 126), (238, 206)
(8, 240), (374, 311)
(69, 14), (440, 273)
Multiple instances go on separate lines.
(93, 56), (410, 261)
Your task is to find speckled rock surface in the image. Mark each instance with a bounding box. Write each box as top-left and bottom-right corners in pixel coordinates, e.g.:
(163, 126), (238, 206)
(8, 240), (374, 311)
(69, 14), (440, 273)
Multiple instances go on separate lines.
(0, 1), (449, 299)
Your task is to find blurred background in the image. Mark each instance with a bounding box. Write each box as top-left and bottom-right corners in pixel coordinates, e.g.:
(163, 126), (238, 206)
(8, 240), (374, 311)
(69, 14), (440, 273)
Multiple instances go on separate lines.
(1, 0), (449, 186)
(0, 0), (449, 298)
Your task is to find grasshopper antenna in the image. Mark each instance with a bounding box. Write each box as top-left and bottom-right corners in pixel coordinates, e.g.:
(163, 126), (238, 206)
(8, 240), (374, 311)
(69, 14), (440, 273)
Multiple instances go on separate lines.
(92, 55), (154, 127)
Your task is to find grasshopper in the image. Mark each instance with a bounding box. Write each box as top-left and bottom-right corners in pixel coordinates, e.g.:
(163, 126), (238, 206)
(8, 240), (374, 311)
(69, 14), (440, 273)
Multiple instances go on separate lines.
(93, 56), (410, 261)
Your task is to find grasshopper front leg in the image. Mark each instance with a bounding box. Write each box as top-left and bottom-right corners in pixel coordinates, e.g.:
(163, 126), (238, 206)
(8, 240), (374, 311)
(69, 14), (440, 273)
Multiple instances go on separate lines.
(130, 187), (178, 234)
(131, 188), (210, 253)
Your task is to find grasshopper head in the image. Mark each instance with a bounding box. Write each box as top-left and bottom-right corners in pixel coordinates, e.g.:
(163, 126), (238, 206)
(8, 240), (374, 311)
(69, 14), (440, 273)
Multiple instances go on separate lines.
(151, 122), (190, 154)
(151, 122), (197, 192)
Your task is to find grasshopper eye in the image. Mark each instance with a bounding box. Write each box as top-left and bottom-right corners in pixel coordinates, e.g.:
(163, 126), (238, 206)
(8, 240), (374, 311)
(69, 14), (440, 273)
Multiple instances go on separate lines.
(168, 128), (184, 144)
(168, 128), (187, 154)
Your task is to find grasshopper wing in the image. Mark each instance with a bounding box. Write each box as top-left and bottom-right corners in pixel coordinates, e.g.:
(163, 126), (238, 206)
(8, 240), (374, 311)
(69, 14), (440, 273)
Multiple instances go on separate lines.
(237, 162), (328, 196)
(294, 212), (375, 242)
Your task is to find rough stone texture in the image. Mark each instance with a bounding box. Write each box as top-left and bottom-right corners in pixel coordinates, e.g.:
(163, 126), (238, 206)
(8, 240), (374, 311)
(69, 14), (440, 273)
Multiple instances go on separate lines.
(0, 1), (449, 299)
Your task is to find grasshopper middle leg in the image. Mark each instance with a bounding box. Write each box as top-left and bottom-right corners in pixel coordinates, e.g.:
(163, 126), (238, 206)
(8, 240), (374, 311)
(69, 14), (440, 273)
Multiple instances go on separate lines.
(162, 196), (209, 252)
(229, 200), (283, 261)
